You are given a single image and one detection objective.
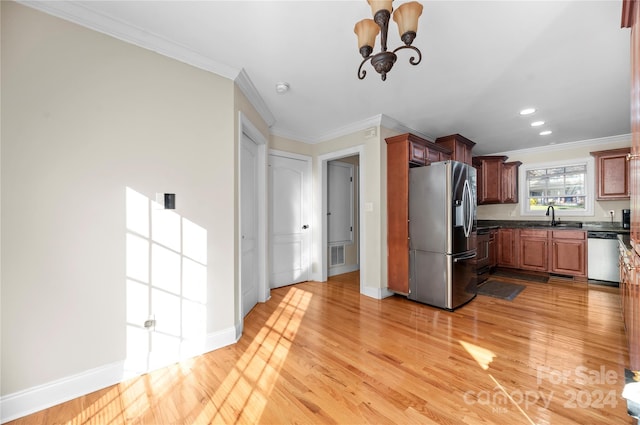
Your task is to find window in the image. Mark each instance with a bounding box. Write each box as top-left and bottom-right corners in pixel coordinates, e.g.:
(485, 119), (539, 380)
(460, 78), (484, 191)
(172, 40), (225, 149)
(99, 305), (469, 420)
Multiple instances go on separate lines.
(520, 158), (594, 216)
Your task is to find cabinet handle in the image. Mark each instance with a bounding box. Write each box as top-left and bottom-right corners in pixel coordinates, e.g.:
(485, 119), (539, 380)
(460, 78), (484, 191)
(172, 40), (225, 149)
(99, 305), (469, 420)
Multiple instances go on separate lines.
(627, 153), (640, 161)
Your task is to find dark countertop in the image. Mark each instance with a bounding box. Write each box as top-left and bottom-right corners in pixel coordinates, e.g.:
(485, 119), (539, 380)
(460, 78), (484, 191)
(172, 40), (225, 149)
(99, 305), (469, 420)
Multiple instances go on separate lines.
(619, 233), (632, 252)
(478, 220), (630, 234)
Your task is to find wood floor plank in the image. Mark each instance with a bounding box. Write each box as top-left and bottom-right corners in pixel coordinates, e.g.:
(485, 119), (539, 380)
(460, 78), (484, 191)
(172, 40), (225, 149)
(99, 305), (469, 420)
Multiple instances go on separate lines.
(7, 271), (635, 424)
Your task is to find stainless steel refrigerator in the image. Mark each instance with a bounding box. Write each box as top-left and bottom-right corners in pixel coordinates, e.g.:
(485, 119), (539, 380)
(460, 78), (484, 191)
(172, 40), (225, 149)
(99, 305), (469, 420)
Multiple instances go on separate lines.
(408, 161), (477, 310)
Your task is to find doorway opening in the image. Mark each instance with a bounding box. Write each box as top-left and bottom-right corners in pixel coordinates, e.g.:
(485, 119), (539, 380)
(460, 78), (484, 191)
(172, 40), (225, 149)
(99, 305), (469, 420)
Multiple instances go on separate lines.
(318, 146), (365, 294)
(327, 157), (359, 277)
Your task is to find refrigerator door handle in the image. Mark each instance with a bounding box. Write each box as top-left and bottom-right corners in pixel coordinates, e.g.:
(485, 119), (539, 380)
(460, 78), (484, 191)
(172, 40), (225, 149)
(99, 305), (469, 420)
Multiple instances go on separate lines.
(453, 251), (477, 262)
(462, 179), (472, 238)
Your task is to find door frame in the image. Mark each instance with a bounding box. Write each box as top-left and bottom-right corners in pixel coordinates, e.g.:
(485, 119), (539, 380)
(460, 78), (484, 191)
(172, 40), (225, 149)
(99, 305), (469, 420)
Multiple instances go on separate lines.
(317, 146), (366, 294)
(237, 112), (268, 336)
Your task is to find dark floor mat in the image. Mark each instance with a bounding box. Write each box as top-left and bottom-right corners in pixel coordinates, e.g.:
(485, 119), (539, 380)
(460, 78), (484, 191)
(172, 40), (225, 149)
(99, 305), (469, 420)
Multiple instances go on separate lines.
(477, 280), (526, 301)
(491, 269), (549, 283)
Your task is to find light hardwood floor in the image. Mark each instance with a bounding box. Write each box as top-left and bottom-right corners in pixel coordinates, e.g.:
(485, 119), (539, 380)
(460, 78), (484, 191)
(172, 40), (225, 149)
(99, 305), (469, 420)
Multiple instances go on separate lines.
(8, 271), (634, 424)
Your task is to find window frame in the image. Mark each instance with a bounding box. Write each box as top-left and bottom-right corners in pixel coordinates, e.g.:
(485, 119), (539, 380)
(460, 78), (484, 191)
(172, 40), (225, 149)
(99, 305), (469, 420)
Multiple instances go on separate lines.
(519, 157), (595, 217)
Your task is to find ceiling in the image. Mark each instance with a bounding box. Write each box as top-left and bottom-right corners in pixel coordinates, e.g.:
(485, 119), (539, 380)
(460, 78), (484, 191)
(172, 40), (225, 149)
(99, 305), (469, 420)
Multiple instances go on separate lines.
(24, 0), (631, 155)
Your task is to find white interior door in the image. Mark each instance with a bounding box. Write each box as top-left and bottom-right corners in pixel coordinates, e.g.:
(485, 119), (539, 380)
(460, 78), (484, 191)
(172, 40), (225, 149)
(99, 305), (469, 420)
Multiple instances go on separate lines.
(241, 134), (259, 317)
(269, 153), (311, 288)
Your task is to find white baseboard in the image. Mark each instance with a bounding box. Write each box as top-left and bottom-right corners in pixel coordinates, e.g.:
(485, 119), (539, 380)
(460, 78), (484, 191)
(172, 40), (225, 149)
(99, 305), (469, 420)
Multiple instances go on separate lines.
(361, 285), (396, 300)
(0, 361), (125, 424)
(328, 264), (359, 277)
(1, 325), (238, 424)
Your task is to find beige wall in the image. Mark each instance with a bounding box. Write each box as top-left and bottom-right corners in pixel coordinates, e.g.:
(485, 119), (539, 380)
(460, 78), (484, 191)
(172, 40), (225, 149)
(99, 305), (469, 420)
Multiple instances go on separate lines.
(310, 128), (386, 293)
(478, 137), (631, 222)
(270, 134), (314, 156)
(1, 2), (258, 398)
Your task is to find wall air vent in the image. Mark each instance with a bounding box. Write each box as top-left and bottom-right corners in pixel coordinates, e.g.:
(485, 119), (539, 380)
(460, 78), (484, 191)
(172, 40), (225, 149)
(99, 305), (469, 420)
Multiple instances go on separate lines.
(330, 245), (345, 267)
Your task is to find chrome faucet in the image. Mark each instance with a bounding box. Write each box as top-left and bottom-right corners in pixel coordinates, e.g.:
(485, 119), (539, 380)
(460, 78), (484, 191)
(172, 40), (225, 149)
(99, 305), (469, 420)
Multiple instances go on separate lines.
(546, 205), (556, 226)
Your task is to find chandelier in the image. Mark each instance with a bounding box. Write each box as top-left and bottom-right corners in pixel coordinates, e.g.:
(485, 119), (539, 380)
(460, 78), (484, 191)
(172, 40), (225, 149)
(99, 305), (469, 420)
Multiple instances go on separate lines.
(354, 1), (424, 81)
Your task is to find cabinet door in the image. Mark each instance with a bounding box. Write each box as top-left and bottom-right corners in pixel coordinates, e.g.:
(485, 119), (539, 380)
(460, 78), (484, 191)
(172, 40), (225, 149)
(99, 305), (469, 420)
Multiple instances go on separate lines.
(595, 150), (630, 200)
(519, 236), (548, 271)
(478, 158), (503, 204)
(434, 134), (475, 165)
(497, 229), (518, 267)
(409, 142), (426, 166)
(386, 136), (411, 294)
(474, 165), (483, 204)
(501, 161), (522, 203)
(488, 230), (497, 268)
(426, 147), (441, 163)
(551, 239), (586, 277)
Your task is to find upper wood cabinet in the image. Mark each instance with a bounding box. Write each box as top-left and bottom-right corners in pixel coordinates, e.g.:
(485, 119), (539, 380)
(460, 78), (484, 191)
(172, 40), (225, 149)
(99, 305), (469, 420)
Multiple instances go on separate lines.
(502, 161), (523, 203)
(399, 133), (452, 167)
(473, 156), (507, 204)
(385, 133), (452, 294)
(435, 134), (476, 165)
(473, 156), (521, 205)
(590, 148), (631, 200)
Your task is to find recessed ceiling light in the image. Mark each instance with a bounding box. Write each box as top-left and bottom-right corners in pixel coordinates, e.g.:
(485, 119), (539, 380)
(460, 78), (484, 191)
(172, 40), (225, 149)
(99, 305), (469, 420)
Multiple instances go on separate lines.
(275, 82), (290, 94)
(520, 108), (536, 115)
(531, 121), (545, 127)
(539, 130), (552, 136)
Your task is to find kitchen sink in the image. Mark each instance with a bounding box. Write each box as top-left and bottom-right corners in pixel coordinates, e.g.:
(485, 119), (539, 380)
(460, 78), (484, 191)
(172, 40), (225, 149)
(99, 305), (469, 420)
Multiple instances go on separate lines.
(526, 222), (583, 228)
(552, 223), (583, 228)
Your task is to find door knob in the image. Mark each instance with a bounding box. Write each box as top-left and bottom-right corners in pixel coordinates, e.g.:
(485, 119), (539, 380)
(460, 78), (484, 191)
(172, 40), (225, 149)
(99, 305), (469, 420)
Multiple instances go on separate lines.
(302, 225), (309, 229)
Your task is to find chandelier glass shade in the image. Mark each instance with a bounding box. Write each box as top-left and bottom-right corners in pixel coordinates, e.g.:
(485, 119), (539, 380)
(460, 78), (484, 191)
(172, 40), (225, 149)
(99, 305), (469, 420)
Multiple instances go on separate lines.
(354, 0), (423, 81)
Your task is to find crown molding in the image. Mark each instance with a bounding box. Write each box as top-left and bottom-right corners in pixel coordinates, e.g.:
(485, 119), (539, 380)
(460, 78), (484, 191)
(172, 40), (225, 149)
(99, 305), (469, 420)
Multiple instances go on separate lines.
(19, 1), (240, 80)
(18, 1), (277, 129)
(489, 133), (632, 157)
(271, 114), (432, 144)
(235, 70), (276, 128)
(378, 115), (434, 141)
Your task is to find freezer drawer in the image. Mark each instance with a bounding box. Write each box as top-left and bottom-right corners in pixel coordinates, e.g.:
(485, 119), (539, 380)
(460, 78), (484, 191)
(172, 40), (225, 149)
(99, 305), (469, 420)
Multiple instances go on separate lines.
(409, 249), (477, 310)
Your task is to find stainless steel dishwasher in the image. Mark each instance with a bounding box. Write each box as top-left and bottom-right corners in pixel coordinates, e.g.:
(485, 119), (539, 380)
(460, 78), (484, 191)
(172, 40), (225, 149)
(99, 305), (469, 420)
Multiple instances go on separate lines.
(587, 231), (620, 283)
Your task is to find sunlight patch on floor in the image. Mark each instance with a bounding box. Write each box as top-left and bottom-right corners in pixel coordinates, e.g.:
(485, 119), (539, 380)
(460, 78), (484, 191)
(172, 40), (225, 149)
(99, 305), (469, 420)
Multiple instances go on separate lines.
(195, 286), (313, 423)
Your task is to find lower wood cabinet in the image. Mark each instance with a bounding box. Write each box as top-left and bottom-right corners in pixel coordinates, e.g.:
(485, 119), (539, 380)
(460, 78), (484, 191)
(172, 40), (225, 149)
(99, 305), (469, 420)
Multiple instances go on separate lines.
(497, 228), (518, 267)
(496, 228), (587, 278)
(519, 230), (548, 272)
(488, 229), (498, 268)
(550, 230), (587, 277)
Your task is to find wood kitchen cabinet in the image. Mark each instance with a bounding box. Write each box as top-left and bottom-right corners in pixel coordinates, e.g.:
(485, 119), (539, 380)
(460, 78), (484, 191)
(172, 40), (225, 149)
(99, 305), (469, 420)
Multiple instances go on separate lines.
(473, 156), (521, 205)
(497, 228), (518, 268)
(435, 134), (475, 165)
(550, 230), (587, 277)
(519, 230), (549, 272)
(404, 134), (452, 166)
(502, 161), (523, 203)
(385, 133), (452, 294)
(474, 156), (507, 204)
(488, 229), (498, 268)
(591, 147), (631, 200)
